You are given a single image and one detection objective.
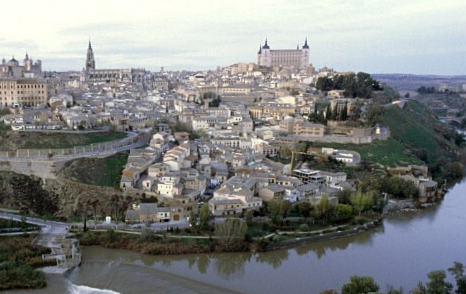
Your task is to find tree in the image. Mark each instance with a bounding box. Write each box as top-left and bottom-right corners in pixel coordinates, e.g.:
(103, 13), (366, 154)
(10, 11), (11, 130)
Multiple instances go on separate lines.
(267, 199), (292, 224)
(340, 102), (348, 121)
(335, 204), (353, 222)
(366, 104), (384, 126)
(448, 262), (466, 294)
(325, 106), (332, 121)
(279, 145), (292, 159)
(298, 201), (312, 218)
(189, 210), (196, 228)
(386, 285), (404, 294)
(245, 210), (254, 224)
(350, 190), (374, 216)
(381, 177), (419, 199)
(199, 204), (210, 230)
(314, 195), (332, 223)
(315, 76), (334, 91)
(10, 175), (58, 217)
(424, 270), (453, 294)
(341, 275), (379, 294)
(214, 218), (248, 251)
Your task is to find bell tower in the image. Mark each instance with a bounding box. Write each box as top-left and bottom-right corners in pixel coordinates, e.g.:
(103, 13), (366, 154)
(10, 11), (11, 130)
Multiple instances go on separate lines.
(85, 40), (95, 71)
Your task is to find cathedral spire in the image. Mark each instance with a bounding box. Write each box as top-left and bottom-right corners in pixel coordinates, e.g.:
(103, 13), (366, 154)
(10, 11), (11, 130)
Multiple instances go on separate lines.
(85, 39), (95, 71)
(258, 44), (262, 54)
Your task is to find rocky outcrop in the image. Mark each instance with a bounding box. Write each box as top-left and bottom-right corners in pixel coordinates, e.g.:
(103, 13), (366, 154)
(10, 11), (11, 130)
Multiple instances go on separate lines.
(0, 171), (142, 220)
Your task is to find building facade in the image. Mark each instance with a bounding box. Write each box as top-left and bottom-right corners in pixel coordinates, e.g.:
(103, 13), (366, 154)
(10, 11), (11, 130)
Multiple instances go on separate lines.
(0, 54), (42, 78)
(0, 78), (47, 107)
(257, 38), (309, 69)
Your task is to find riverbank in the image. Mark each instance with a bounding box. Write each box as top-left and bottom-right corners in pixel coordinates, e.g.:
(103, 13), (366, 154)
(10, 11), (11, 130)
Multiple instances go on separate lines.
(0, 235), (56, 291)
(76, 215), (384, 256)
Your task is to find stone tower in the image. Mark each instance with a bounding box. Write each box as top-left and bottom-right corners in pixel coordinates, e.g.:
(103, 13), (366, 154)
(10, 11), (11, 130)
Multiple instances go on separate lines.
(258, 38), (271, 67)
(301, 37), (310, 68)
(85, 40), (95, 71)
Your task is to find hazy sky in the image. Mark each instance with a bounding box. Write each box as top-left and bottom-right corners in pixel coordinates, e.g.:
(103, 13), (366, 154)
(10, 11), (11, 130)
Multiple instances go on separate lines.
(1, 0), (465, 74)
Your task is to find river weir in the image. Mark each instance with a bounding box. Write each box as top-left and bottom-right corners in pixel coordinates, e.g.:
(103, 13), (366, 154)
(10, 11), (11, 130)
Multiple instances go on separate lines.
(8, 179), (466, 294)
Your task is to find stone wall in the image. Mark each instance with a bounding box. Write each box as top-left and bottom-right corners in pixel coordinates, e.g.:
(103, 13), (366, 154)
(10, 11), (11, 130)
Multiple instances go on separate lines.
(0, 131), (149, 159)
(0, 160), (57, 179)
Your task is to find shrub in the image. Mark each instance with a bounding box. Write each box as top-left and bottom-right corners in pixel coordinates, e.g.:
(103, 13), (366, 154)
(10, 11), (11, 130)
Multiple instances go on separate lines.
(139, 229), (159, 242)
(298, 224), (310, 231)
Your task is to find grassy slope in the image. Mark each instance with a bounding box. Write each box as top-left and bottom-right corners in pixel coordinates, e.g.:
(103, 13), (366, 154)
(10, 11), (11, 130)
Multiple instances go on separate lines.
(0, 130), (127, 151)
(58, 151), (129, 187)
(307, 138), (422, 167)
(307, 101), (458, 167)
(380, 101), (457, 162)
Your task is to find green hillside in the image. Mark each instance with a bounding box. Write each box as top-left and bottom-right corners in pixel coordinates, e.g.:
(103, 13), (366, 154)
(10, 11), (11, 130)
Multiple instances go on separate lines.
(379, 101), (459, 163)
(306, 139), (422, 167)
(57, 152), (129, 187)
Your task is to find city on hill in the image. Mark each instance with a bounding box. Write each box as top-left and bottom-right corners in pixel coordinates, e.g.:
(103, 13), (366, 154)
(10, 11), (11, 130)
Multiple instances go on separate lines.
(0, 36), (465, 293)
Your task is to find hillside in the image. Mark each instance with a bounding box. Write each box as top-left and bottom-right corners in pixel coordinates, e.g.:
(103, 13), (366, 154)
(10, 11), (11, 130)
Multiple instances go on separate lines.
(57, 152), (129, 187)
(379, 101), (460, 163)
(306, 139), (422, 167)
(0, 130), (127, 151)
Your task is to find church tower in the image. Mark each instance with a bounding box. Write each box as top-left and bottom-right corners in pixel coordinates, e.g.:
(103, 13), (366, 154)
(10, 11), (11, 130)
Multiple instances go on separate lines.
(85, 40), (95, 71)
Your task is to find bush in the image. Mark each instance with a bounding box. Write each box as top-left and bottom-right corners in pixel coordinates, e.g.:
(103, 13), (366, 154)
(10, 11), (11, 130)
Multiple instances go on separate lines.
(105, 229), (117, 242)
(298, 224), (310, 231)
(334, 204), (354, 222)
(139, 229), (160, 242)
(80, 231), (98, 245)
(214, 218), (248, 251)
(0, 262), (46, 290)
(341, 275), (379, 294)
(381, 177), (419, 199)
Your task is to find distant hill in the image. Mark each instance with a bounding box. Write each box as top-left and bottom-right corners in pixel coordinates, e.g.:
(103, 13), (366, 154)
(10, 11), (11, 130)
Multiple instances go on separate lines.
(372, 74), (466, 92)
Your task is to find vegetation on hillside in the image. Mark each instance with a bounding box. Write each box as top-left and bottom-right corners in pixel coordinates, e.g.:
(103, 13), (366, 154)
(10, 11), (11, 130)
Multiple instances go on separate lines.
(0, 172), (58, 217)
(379, 101), (464, 182)
(0, 235), (56, 290)
(0, 130), (127, 151)
(315, 72), (382, 98)
(305, 139), (423, 167)
(58, 151), (129, 187)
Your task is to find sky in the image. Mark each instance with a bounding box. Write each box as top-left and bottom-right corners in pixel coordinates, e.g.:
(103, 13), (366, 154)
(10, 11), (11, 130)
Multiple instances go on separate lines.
(1, 0), (465, 74)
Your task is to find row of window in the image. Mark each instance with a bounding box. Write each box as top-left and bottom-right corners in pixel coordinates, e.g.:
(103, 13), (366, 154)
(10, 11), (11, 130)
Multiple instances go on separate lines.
(0, 84), (45, 89)
(1, 91), (45, 95)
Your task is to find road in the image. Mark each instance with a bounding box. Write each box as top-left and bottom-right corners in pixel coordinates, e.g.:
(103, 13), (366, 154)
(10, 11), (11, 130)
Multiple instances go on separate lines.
(0, 212), (69, 246)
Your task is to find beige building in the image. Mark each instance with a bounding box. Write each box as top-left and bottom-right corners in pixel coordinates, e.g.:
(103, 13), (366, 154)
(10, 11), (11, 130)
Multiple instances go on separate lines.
(0, 78), (47, 107)
(280, 116), (325, 137)
(249, 103), (296, 120)
(257, 38), (309, 69)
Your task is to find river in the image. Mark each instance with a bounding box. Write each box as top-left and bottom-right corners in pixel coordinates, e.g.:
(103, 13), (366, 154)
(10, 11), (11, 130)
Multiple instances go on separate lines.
(8, 179), (466, 294)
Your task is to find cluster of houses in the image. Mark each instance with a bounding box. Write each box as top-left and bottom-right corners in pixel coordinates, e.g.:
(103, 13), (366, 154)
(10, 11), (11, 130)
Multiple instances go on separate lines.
(118, 120), (358, 221)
